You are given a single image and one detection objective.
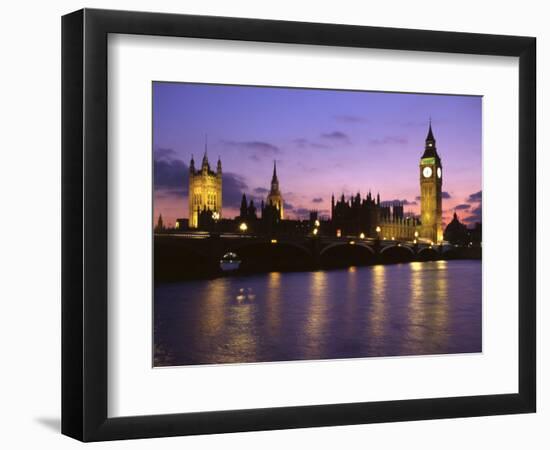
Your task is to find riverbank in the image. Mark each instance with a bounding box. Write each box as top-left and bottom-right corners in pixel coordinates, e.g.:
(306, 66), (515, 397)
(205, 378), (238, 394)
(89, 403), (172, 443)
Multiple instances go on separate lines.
(154, 234), (481, 282)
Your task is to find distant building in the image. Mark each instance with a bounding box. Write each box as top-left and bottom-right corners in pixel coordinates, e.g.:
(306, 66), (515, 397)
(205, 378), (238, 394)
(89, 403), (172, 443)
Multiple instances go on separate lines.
(188, 140), (222, 228)
(177, 123), (448, 241)
(379, 202), (419, 241)
(238, 193), (259, 232)
(265, 161), (284, 219)
(155, 214), (164, 232)
(419, 121), (443, 243)
(331, 191), (380, 237)
(444, 212), (469, 245)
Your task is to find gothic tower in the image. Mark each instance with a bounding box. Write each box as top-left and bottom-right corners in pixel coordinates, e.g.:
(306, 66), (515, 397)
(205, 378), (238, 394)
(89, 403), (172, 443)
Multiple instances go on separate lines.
(266, 161), (284, 219)
(188, 138), (223, 228)
(419, 121), (443, 243)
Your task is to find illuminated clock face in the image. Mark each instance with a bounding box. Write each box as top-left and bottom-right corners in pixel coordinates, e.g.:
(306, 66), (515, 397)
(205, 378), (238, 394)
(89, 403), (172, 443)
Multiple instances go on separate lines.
(437, 167), (442, 178)
(422, 166), (433, 178)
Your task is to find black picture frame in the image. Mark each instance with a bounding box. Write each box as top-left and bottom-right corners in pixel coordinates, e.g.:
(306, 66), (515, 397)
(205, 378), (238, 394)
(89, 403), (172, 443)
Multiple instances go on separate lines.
(62, 8), (536, 442)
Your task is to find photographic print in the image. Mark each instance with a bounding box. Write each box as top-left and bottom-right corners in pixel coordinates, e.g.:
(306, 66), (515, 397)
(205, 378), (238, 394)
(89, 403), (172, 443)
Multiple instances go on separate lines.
(153, 82), (482, 367)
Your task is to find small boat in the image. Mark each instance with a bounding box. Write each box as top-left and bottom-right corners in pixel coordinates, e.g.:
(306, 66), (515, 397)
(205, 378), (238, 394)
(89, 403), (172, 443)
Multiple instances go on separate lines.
(220, 252), (241, 272)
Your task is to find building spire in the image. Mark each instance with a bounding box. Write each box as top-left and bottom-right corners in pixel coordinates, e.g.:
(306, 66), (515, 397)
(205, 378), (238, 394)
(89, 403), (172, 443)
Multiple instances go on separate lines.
(421, 118), (440, 160)
(272, 160), (278, 181)
(201, 134), (210, 169)
(426, 118), (435, 142)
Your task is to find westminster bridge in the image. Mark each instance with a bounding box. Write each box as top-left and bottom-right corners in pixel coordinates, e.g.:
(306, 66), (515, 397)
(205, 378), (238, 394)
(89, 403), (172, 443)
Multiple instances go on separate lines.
(154, 232), (481, 281)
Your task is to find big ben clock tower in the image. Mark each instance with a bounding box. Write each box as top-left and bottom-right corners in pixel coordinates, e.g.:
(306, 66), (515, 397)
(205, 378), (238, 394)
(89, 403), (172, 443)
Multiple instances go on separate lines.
(419, 121), (443, 243)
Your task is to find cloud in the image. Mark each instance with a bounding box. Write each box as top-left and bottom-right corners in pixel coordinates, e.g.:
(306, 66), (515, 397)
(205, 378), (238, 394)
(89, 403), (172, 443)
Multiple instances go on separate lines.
(368, 136), (408, 146)
(415, 195), (421, 201)
(154, 155), (189, 193)
(467, 190), (482, 202)
(222, 140), (280, 154)
(223, 173), (249, 209)
(153, 150), (189, 200)
(321, 131), (350, 143)
(464, 205), (482, 224)
(334, 115), (369, 124)
(254, 187), (269, 195)
(454, 203), (471, 210)
(283, 202), (294, 210)
(384, 198), (417, 206)
(294, 207), (311, 217)
(292, 138), (331, 150)
(312, 197), (323, 203)
(154, 147), (177, 161)
(155, 188), (187, 200)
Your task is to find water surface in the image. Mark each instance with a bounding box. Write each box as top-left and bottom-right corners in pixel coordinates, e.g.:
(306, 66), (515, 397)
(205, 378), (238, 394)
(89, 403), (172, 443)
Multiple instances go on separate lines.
(154, 260), (481, 366)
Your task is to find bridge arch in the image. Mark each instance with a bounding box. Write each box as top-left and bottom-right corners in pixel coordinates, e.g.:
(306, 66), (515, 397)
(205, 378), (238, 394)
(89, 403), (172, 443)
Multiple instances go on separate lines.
(378, 244), (414, 263)
(320, 241), (375, 256)
(379, 244), (415, 255)
(416, 246), (441, 261)
(319, 242), (376, 269)
(228, 240), (314, 272)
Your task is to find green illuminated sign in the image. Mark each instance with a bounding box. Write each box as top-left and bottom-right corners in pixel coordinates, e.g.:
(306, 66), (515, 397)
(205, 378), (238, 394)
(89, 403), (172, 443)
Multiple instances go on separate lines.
(421, 157), (435, 165)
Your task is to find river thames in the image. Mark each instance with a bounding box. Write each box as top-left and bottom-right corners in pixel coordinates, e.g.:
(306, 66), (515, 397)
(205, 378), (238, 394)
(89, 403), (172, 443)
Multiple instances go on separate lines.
(154, 260), (481, 366)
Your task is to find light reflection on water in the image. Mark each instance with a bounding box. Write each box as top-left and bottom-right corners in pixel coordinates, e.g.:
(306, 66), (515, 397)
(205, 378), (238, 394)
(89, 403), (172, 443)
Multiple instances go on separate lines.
(154, 260), (481, 366)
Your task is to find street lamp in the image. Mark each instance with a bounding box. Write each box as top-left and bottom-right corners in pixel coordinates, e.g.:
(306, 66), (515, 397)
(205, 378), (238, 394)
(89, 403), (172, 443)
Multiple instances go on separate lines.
(212, 211), (220, 221)
(314, 219), (320, 227)
(239, 222), (248, 232)
(359, 232), (365, 239)
(313, 228), (319, 236)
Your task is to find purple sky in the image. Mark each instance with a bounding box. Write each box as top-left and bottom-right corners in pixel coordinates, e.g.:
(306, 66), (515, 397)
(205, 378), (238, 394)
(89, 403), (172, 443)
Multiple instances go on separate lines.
(153, 82), (482, 227)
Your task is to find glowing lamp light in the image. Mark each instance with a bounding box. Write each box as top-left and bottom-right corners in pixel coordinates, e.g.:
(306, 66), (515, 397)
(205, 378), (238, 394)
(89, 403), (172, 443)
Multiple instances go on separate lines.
(314, 219), (320, 227)
(349, 241), (355, 245)
(359, 232), (365, 239)
(212, 211), (220, 221)
(239, 222), (248, 232)
(271, 239), (278, 244)
(336, 229), (342, 238)
(391, 236), (395, 241)
(414, 230), (419, 238)
(313, 228), (319, 236)
(174, 222), (180, 229)
(375, 226), (381, 233)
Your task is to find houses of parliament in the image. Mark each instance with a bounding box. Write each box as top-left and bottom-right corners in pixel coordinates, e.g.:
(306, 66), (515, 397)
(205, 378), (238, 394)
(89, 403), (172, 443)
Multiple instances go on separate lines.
(183, 123), (444, 243)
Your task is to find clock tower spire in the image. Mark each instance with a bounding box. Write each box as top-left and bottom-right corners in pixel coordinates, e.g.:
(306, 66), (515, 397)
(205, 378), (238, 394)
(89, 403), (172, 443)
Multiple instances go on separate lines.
(419, 120), (443, 243)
